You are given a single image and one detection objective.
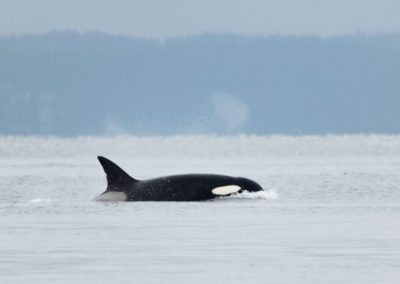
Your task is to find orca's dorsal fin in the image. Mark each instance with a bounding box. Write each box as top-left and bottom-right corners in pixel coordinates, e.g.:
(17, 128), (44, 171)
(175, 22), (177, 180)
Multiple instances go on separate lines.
(97, 156), (137, 191)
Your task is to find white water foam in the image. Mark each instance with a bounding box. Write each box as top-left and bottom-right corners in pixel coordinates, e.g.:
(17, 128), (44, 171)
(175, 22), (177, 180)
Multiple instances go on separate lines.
(223, 189), (279, 200)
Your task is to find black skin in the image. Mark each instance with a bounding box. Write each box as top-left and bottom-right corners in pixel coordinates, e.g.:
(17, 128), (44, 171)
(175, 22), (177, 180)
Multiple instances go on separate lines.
(96, 156), (263, 201)
(124, 174), (263, 201)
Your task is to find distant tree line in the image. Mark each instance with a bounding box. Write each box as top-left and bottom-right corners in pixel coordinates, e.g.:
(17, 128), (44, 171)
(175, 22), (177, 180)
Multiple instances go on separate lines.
(0, 32), (399, 135)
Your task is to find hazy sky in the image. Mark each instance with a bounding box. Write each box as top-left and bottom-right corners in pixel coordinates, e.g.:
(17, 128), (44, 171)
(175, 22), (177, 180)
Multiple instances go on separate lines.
(1, 0), (400, 38)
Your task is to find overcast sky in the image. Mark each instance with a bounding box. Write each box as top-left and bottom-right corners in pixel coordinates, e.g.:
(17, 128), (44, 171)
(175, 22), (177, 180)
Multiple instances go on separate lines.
(1, 0), (400, 38)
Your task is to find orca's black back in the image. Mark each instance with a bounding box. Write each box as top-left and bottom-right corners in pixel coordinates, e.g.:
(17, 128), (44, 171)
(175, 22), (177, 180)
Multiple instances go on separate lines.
(128, 174), (238, 201)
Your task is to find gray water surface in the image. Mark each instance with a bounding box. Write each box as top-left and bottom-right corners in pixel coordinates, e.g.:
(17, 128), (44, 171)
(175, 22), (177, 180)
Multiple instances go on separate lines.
(1, 136), (400, 283)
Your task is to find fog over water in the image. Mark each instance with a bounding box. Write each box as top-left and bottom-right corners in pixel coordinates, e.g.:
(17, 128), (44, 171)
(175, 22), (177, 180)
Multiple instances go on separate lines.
(2, 0), (400, 38)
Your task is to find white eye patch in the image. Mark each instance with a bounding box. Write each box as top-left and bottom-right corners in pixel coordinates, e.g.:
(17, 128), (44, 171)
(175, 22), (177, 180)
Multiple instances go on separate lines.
(212, 185), (241, 196)
(94, 192), (127, 202)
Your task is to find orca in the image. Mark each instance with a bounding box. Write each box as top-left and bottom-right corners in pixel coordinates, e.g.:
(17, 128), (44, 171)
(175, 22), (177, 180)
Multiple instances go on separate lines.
(94, 156), (263, 201)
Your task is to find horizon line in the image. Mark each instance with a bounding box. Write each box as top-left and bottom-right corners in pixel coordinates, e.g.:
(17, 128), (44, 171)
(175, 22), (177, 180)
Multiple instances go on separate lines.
(1, 30), (400, 41)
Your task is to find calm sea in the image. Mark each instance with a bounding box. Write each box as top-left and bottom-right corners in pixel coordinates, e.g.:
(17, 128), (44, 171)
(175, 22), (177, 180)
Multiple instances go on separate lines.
(1, 135), (400, 284)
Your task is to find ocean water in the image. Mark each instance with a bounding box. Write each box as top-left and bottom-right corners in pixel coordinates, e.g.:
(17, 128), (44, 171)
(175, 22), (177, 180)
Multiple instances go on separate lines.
(1, 135), (400, 284)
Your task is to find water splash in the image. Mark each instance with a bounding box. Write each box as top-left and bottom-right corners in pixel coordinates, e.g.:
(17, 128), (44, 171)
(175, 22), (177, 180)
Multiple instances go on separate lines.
(223, 189), (279, 200)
